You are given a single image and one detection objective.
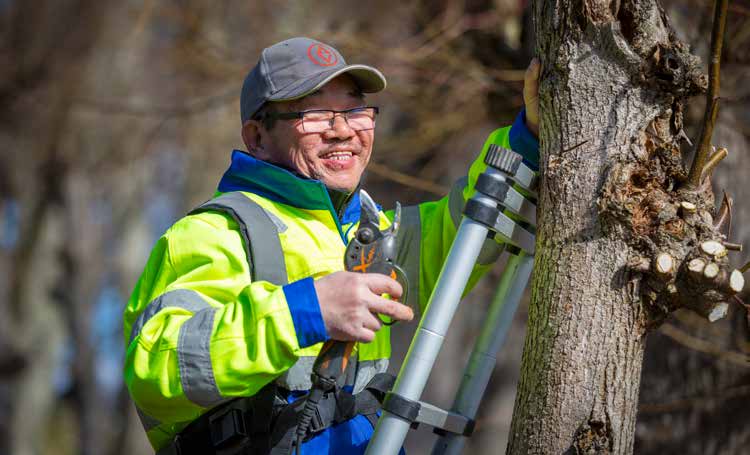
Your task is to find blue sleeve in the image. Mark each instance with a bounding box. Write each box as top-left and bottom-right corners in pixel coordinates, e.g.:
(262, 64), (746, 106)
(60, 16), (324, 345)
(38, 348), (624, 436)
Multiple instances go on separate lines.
(509, 108), (540, 171)
(283, 277), (329, 348)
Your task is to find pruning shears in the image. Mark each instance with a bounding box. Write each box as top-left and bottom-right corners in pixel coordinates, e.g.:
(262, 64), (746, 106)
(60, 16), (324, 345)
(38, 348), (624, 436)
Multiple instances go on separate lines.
(295, 190), (410, 453)
(313, 189), (410, 377)
(344, 189), (409, 320)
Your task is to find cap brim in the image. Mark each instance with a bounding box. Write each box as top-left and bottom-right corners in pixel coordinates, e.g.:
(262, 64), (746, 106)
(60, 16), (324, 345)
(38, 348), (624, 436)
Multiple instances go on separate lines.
(269, 64), (386, 102)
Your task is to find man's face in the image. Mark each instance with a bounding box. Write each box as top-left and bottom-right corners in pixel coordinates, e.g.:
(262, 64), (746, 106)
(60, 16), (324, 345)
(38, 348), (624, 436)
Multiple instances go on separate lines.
(246, 76), (374, 193)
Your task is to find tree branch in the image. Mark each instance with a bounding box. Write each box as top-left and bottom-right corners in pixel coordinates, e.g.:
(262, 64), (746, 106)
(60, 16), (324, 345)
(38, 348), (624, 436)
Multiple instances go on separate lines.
(700, 146), (728, 182)
(659, 323), (750, 367)
(686, 0), (728, 188)
(638, 384), (750, 414)
(366, 161), (449, 196)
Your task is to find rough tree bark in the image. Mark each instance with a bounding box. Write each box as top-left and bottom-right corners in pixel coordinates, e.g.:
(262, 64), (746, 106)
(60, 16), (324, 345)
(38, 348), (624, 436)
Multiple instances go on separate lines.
(507, 0), (742, 453)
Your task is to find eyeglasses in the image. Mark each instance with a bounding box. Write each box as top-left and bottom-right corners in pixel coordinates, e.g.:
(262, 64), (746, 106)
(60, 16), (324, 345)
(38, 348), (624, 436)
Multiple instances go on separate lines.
(265, 106), (379, 133)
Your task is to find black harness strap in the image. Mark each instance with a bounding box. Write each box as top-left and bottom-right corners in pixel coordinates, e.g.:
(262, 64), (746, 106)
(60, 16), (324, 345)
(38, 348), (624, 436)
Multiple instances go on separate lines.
(164, 373), (395, 455)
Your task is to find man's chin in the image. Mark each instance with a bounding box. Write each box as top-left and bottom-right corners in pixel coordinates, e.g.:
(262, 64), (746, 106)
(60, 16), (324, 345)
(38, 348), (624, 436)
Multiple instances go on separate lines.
(321, 173), (360, 194)
(323, 181), (359, 193)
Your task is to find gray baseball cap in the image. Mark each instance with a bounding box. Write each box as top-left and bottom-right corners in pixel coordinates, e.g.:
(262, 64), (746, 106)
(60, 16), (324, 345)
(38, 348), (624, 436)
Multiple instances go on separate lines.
(240, 37), (387, 123)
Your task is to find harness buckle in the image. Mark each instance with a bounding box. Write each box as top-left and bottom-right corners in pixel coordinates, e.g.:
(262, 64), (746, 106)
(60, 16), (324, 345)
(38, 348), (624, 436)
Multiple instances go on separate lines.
(209, 407), (248, 449)
(303, 400), (326, 436)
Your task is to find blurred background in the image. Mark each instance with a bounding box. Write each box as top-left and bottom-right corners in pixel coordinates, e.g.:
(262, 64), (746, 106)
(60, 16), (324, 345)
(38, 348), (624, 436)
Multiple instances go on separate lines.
(0, 0), (748, 454)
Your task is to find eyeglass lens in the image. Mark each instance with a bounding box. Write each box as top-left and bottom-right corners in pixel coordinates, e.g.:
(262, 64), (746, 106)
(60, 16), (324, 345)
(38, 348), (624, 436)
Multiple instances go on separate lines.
(302, 108), (376, 133)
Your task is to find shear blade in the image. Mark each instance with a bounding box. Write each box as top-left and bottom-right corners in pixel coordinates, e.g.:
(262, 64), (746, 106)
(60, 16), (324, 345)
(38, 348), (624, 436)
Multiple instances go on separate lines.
(359, 189), (381, 227)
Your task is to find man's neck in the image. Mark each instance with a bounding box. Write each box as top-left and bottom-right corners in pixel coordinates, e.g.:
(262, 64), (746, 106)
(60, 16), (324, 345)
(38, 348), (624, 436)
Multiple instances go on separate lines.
(327, 186), (356, 220)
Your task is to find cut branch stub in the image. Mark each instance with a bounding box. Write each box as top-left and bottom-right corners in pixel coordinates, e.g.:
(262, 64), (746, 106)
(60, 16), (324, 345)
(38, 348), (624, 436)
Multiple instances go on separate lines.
(729, 270), (745, 294)
(680, 201), (697, 214)
(654, 252), (675, 279)
(687, 299), (730, 322)
(701, 240), (727, 258)
(688, 258), (706, 278)
(704, 262), (720, 280)
(707, 302), (729, 322)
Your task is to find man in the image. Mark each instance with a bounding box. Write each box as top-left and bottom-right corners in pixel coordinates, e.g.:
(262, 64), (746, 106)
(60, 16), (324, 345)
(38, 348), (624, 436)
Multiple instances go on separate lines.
(124, 37), (540, 454)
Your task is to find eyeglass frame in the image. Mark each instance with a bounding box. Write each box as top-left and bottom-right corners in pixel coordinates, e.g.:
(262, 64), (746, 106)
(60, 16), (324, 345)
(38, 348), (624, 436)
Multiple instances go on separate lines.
(259, 106), (379, 133)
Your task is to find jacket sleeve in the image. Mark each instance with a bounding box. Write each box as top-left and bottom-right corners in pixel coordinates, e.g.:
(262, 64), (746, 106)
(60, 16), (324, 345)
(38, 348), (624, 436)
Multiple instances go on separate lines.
(389, 112), (539, 313)
(122, 212), (328, 449)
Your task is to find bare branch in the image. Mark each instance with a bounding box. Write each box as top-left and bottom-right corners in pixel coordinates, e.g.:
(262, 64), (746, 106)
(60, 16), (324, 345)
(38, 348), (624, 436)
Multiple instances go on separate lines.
(639, 384), (750, 414)
(73, 88), (237, 117)
(366, 162), (449, 196)
(686, 0), (728, 188)
(713, 191), (733, 235)
(658, 323), (749, 366)
(722, 241), (742, 251)
(700, 147), (728, 182)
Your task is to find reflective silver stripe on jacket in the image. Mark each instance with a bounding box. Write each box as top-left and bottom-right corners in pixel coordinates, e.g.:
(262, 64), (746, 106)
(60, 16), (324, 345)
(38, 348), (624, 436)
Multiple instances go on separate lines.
(177, 306), (225, 408)
(192, 192), (288, 285)
(449, 177), (503, 265)
(130, 289), (224, 407)
(352, 358), (390, 394)
(275, 356), (389, 393)
(129, 289), (210, 343)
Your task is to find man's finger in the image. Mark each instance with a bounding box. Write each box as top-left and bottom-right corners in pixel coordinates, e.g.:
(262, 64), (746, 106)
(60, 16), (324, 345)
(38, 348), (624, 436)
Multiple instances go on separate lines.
(361, 311), (383, 332)
(368, 296), (414, 322)
(523, 57), (541, 136)
(362, 273), (403, 299)
(523, 58), (540, 101)
(357, 327), (376, 343)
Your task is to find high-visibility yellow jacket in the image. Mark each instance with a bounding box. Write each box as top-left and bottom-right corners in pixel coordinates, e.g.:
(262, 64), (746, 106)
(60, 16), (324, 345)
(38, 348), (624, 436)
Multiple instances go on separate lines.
(123, 118), (538, 451)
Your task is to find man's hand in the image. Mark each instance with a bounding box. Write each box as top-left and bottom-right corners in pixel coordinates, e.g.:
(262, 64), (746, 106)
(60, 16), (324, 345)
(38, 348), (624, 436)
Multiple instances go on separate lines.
(523, 58), (541, 137)
(314, 271), (413, 343)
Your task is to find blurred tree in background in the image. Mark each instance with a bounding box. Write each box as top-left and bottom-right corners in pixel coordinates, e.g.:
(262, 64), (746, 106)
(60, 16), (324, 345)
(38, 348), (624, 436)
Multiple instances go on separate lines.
(0, 1), (746, 454)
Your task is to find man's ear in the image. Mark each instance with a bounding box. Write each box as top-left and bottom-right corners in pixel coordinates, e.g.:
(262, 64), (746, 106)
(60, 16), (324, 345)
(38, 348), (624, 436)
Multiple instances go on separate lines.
(241, 120), (269, 159)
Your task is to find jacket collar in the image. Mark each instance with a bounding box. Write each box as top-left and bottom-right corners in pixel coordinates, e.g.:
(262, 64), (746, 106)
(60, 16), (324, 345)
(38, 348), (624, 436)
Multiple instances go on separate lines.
(217, 150), (365, 224)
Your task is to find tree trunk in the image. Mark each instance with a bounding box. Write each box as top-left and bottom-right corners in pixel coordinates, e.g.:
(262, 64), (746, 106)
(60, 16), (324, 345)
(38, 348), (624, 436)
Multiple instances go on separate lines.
(507, 0), (723, 453)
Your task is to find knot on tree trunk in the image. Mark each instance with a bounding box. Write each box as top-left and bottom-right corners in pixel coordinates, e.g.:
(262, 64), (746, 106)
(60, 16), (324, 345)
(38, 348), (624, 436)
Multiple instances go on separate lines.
(568, 418), (613, 455)
(613, 0), (705, 97)
(599, 121), (743, 325)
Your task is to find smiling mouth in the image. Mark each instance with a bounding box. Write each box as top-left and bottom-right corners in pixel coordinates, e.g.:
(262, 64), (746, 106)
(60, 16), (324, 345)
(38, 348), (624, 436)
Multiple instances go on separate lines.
(320, 151), (354, 160)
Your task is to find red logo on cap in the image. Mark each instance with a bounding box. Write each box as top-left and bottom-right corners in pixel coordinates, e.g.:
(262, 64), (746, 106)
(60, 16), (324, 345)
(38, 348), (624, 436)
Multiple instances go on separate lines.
(307, 43), (338, 67)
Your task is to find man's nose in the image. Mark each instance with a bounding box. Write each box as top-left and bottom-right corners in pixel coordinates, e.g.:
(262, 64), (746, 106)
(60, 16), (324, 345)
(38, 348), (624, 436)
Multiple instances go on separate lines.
(324, 114), (355, 140)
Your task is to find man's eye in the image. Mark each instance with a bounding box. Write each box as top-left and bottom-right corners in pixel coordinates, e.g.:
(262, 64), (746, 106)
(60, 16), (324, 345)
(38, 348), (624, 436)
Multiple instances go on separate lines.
(304, 112), (333, 121)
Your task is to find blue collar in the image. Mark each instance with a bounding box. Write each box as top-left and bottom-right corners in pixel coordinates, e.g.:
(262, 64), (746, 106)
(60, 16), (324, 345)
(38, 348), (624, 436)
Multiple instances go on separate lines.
(217, 150), (370, 227)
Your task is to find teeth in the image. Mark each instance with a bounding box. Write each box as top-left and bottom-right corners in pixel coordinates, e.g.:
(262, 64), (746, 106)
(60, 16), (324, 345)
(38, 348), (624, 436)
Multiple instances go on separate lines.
(322, 152), (352, 160)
